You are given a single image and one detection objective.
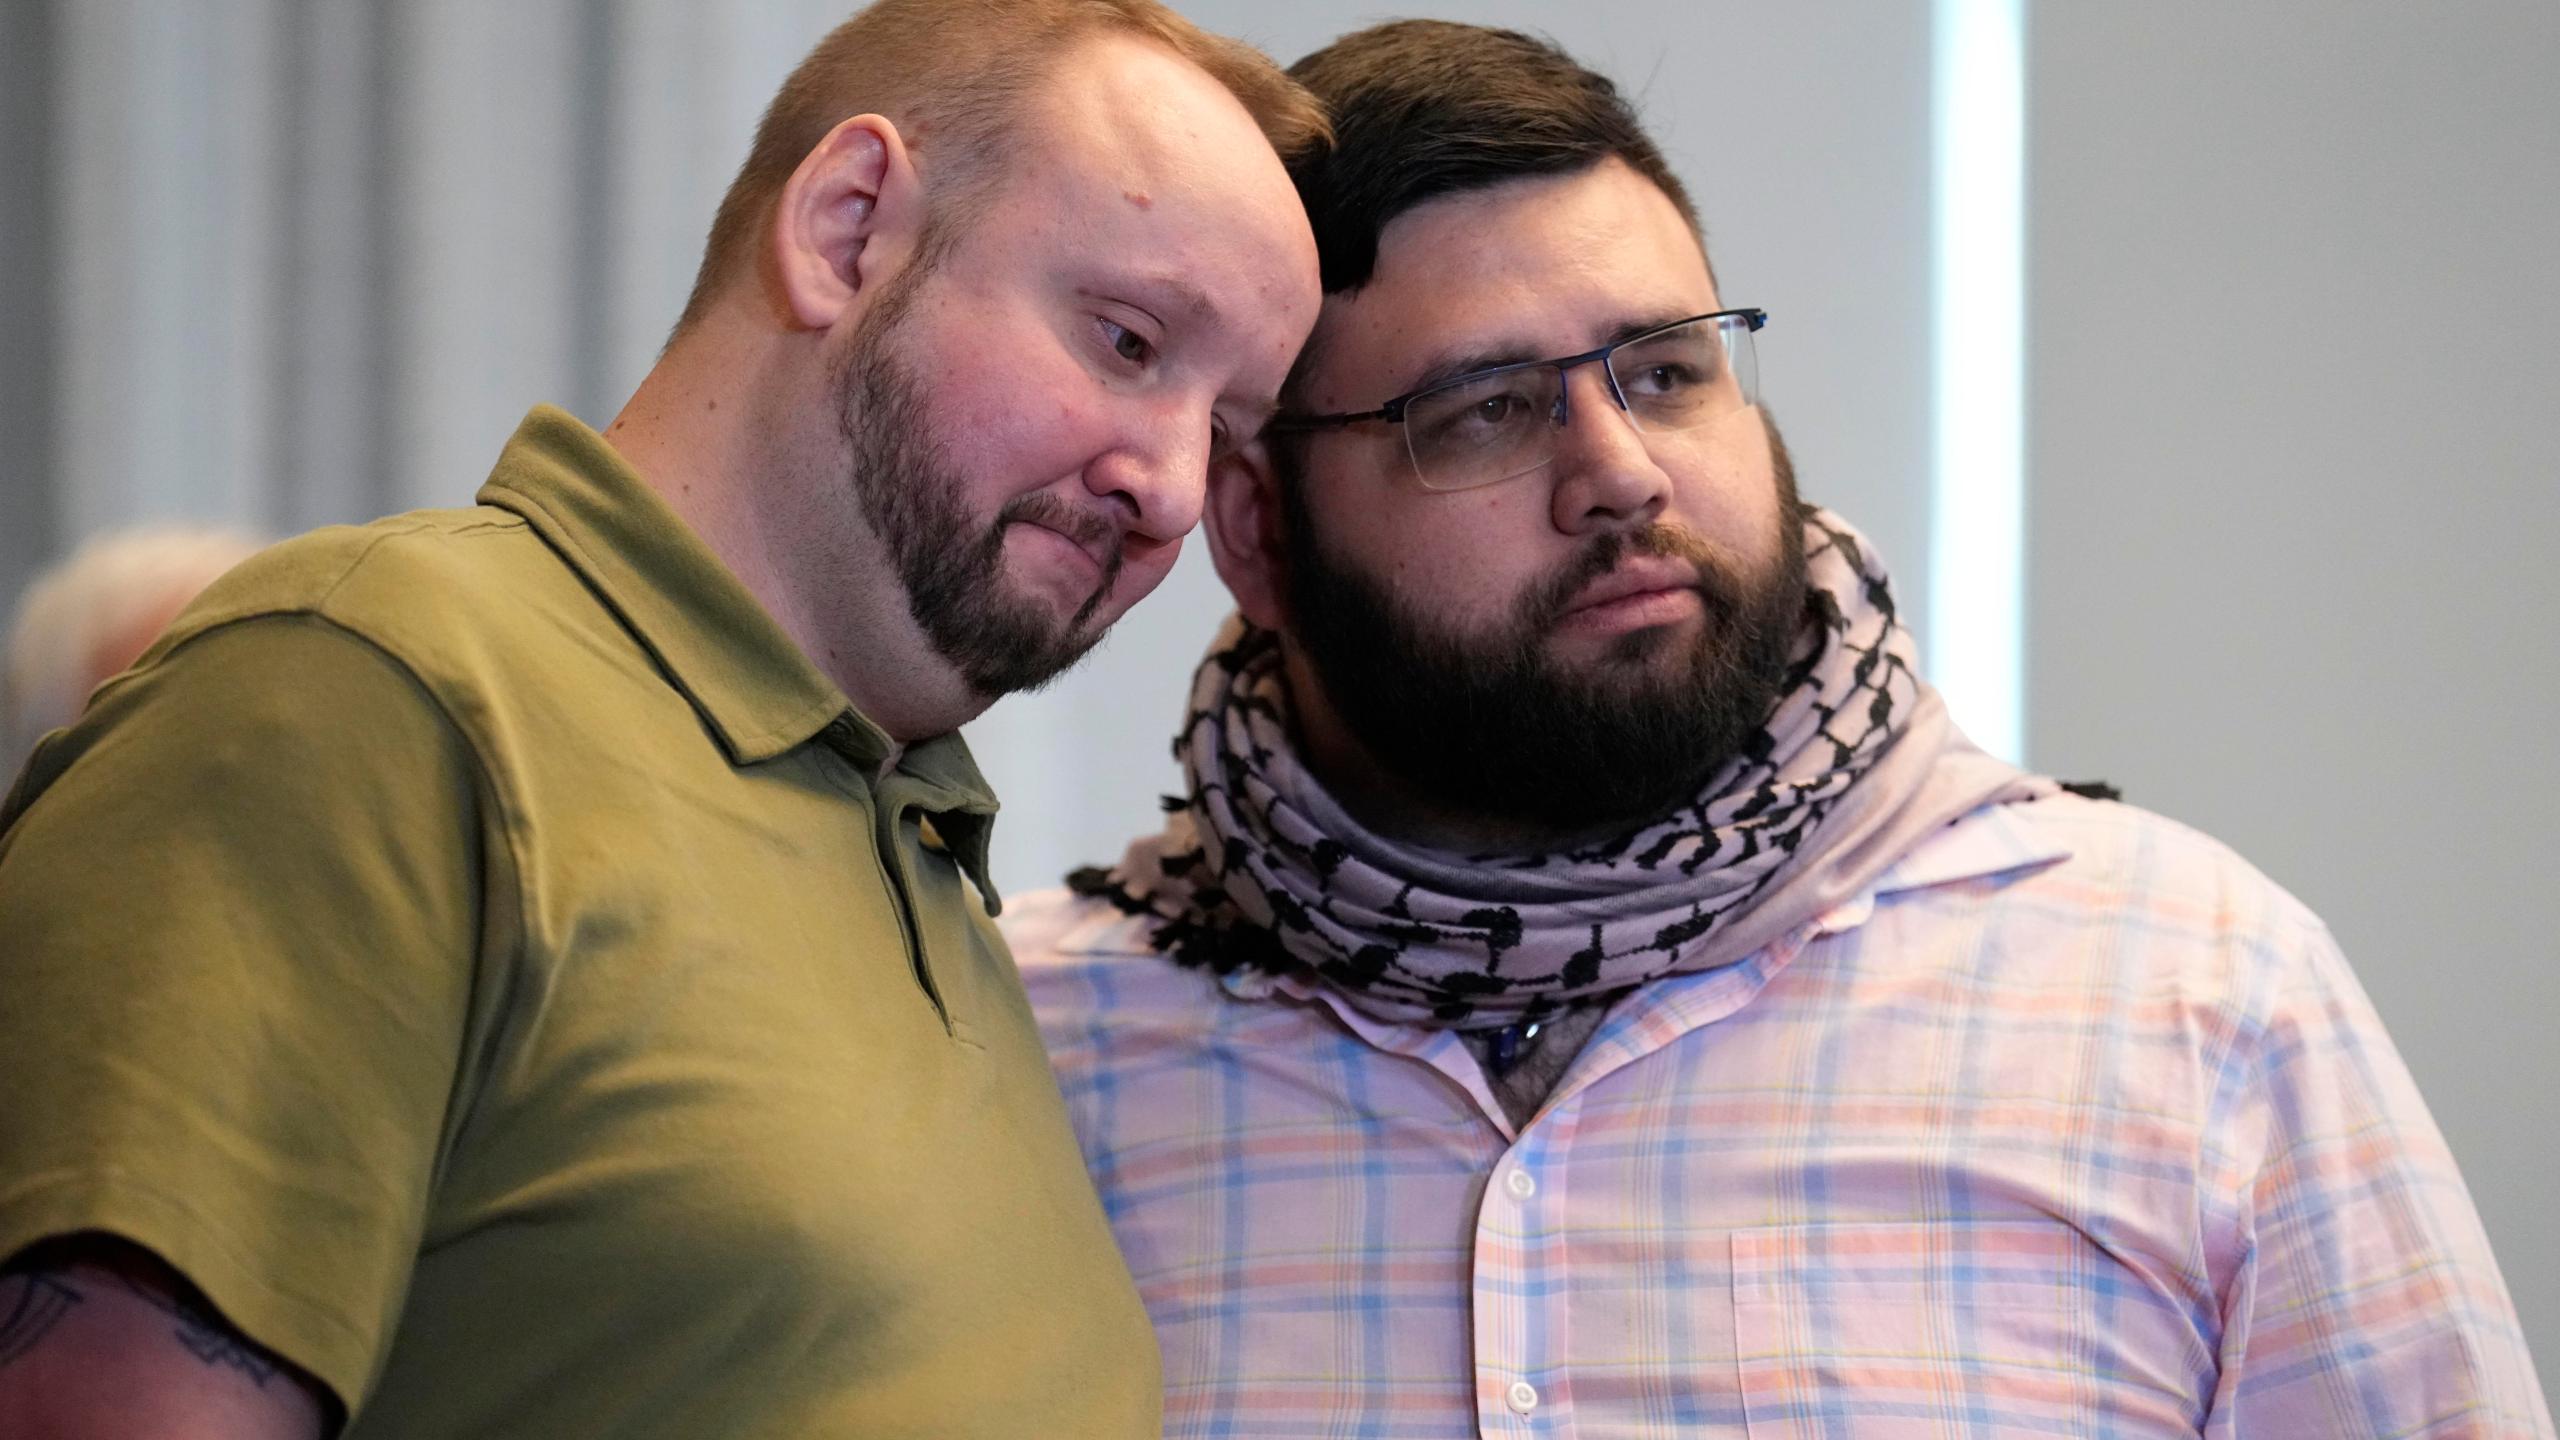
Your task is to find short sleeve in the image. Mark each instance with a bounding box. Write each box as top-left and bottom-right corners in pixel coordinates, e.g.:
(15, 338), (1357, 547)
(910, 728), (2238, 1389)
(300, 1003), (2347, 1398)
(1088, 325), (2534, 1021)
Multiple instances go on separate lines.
(2212, 919), (2557, 1437)
(0, 612), (487, 1415)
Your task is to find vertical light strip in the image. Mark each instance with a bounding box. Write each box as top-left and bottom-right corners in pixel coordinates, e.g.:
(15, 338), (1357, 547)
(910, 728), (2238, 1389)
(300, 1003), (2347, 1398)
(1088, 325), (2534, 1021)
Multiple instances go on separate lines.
(1929, 0), (2026, 762)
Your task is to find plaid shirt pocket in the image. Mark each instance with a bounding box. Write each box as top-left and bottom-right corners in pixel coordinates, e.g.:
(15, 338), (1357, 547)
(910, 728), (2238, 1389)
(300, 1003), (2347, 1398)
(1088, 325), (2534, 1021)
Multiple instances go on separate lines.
(1733, 1220), (2207, 1437)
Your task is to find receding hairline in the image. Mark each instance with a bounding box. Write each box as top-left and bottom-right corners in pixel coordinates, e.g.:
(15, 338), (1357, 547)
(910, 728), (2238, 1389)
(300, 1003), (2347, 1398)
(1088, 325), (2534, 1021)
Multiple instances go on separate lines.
(998, 31), (1289, 208)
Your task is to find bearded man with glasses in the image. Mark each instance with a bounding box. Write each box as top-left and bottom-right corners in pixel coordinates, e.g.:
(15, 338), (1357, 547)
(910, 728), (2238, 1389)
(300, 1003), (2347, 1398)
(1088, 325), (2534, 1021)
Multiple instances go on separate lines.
(1005, 19), (2552, 1438)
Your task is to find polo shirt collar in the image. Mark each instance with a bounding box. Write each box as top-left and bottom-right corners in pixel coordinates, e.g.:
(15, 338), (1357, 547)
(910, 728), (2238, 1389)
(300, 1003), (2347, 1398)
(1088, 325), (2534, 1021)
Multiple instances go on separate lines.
(474, 406), (999, 826)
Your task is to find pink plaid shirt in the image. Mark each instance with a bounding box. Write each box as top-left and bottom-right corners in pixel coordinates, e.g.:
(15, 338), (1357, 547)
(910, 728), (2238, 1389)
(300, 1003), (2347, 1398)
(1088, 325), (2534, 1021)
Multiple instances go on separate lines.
(1011, 794), (2551, 1438)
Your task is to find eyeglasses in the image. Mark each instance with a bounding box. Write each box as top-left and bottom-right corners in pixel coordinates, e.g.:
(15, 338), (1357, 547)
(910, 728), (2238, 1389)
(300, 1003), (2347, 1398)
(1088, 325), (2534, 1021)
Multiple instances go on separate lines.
(1272, 308), (1766, 492)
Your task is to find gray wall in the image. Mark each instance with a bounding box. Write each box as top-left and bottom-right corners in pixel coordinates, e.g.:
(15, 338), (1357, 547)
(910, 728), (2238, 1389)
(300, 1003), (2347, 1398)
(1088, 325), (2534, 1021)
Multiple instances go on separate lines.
(2028, 1), (2560, 1360)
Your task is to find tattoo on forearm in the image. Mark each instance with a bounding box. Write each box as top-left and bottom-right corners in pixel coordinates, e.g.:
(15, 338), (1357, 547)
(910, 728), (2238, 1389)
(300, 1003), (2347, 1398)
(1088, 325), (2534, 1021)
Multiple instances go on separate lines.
(0, 1270), (86, 1371)
(0, 1258), (286, 1391)
(110, 1273), (280, 1388)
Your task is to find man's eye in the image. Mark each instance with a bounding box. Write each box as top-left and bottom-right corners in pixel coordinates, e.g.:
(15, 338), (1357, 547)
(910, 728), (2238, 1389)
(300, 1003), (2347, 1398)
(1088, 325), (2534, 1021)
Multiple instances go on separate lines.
(1632, 362), (1704, 393)
(1454, 392), (1534, 431)
(1103, 320), (1155, 366)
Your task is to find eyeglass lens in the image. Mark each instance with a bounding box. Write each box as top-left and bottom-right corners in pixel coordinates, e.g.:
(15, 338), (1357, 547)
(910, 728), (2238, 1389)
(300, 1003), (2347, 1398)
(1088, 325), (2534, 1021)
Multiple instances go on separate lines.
(1403, 313), (1759, 492)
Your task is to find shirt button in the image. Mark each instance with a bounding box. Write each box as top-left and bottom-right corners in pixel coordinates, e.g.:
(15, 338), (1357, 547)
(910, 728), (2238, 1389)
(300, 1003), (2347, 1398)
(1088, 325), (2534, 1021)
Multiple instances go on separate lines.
(1507, 1379), (1540, 1413)
(1504, 1168), (1538, 1199)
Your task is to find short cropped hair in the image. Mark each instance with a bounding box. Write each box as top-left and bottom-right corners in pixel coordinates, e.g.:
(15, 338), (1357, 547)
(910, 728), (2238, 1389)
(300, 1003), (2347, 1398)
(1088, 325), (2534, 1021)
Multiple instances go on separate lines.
(674, 0), (1330, 334)
(3, 527), (263, 764)
(1283, 20), (1700, 295)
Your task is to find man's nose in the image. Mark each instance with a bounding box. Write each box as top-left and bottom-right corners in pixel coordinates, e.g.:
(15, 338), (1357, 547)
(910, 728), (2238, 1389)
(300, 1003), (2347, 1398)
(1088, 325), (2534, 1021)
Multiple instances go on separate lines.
(1086, 401), (1210, 545)
(1548, 365), (1670, 534)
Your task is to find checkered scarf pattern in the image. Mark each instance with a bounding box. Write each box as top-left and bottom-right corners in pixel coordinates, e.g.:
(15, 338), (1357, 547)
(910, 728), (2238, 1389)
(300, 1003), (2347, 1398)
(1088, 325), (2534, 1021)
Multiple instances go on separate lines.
(1078, 509), (2053, 1028)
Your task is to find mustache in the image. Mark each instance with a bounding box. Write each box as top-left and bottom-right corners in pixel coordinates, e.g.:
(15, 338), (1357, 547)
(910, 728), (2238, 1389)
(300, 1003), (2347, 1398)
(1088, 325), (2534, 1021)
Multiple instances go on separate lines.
(1516, 524), (1736, 631)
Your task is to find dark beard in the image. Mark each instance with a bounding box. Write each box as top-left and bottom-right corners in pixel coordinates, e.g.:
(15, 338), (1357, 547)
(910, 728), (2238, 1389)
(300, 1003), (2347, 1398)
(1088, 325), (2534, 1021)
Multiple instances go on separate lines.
(1283, 420), (1811, 835)
(834, 277), (1123, 698)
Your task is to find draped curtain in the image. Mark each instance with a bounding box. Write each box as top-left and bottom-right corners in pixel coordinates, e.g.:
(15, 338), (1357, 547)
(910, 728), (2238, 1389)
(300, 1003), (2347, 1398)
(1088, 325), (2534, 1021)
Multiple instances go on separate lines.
(16, 0), (851, 545)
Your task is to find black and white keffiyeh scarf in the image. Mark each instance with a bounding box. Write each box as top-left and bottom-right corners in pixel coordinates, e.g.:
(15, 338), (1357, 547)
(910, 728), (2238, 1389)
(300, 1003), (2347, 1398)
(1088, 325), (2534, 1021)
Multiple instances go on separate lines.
(1073, 509), (2055, 1030)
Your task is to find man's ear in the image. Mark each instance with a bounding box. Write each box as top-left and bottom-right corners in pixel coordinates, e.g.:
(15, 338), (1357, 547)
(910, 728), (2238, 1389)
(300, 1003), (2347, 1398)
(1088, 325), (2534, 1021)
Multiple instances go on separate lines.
(769, 114), (927, 331)
(1204, 434), (1293, 632)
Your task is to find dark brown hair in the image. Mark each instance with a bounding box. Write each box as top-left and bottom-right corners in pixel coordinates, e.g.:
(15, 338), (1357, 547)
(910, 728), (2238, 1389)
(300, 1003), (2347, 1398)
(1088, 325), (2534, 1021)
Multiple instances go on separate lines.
(674, 0), (1328, 334)
(1284, 20), (1699, 295)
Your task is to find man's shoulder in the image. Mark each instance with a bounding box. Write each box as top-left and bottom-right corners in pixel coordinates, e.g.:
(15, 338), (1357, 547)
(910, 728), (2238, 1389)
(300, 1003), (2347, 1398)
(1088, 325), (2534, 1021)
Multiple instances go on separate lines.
(141, 504), (641, 738)
(1003, 885), (1234, 1015)
(170, 504), (544, 647)
(2011, 791), (2317, 918)
(1939, 790), (2337, 978)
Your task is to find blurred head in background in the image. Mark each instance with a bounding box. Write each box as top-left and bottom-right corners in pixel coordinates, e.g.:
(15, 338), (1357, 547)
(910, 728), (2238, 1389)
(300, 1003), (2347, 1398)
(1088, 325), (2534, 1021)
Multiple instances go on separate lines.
(3, 527), (264, 766)
(619, 0), (1324, 740)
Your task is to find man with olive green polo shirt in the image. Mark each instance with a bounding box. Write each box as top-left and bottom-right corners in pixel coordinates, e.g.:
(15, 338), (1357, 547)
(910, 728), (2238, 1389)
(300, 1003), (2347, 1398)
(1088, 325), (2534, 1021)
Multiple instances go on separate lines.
(0, 0), (1321, 1434)
(4, 409), (1153, 1435)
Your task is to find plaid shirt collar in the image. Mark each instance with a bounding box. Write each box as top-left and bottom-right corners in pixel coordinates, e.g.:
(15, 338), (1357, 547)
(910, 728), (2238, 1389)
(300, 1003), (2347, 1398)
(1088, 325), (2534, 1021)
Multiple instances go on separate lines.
(1212, 801), (2072, 1137)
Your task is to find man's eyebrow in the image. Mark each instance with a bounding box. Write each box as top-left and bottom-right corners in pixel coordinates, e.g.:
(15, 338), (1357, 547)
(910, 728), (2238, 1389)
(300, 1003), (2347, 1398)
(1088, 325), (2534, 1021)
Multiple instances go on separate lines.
(1398, 311), (1708, 395)
(1400, 342), (1547, 396)
(1073, 276), (1233, 348)
(1130, 276), (1227, 332)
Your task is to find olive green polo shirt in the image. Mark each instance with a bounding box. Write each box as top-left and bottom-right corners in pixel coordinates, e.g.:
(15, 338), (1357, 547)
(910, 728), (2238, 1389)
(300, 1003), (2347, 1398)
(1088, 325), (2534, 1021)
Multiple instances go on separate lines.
(0, 406), (1161, 1437)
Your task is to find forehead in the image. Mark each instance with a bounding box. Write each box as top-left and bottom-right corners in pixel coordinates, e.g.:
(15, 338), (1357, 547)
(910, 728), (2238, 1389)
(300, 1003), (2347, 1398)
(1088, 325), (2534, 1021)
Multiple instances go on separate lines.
(997, 37), (1279, 250)
(970, 35), (1316, 350)
(1301, 159), (1718, 409)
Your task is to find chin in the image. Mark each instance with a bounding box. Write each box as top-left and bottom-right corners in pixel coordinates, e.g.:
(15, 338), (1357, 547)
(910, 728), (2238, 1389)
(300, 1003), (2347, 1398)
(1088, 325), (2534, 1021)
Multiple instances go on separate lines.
(1113, 551), (1182, 610)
